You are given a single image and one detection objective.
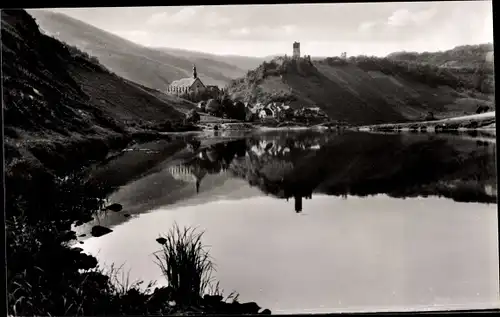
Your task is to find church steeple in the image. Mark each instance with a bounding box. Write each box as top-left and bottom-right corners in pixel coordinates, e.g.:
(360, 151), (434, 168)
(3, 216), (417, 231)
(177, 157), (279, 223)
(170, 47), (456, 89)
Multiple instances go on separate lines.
(192, 64), (197, 79)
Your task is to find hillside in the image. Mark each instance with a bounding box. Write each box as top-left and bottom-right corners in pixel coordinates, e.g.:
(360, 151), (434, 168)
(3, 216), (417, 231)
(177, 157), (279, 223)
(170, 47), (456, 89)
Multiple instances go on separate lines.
(27, 10), (250, 89)
(157, 47), (265, 76)
(387, 43), (494, 68)
(227, 54), (495, 125)
(2, 9), (189, 172)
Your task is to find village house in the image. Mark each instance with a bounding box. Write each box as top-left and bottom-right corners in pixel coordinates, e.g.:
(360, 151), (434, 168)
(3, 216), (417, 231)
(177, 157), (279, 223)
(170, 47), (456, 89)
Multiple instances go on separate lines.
(166, 65), (206, 95)
(259, 108), (274, 119)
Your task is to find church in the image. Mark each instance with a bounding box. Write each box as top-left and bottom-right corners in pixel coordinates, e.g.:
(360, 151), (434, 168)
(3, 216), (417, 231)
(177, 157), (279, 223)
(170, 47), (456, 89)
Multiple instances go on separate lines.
(166, 65), (206, 95)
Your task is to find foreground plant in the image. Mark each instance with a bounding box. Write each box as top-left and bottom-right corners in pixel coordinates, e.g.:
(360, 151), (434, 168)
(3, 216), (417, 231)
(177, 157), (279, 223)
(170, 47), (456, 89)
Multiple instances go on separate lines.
(153, 223), (216, 307)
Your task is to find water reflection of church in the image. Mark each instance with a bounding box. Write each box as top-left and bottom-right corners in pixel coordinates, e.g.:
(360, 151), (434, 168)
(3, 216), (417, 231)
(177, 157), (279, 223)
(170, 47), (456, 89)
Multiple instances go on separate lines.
(167, 158), (228, 194)
(168, 164), (207, 193)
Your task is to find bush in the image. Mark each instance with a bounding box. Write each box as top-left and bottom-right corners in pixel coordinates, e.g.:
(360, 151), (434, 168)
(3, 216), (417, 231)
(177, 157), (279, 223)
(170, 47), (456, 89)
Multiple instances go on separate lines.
(185, 109), (201, 124)
(206, 99), (222, 116)
(424, 111), (436, 121)
(153, 224), (215, 307)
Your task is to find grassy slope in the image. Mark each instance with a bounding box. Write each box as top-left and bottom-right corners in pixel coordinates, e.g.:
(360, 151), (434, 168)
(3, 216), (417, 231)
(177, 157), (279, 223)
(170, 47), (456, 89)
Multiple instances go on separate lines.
(2, 9), (186, 172)
(27, 10), (252, 89)
(227, 55), (495, 126)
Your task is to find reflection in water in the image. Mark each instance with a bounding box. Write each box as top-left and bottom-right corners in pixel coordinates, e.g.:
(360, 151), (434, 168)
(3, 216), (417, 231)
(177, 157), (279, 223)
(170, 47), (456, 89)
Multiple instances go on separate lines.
(160, 131), (496, 214)
(84, 131), (497, 227)
(80, 131), (498, 313)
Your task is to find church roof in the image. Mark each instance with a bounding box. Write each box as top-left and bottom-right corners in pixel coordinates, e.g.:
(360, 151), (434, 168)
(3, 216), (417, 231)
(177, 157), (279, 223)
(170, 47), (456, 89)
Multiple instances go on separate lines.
(169, 77), (198, 88)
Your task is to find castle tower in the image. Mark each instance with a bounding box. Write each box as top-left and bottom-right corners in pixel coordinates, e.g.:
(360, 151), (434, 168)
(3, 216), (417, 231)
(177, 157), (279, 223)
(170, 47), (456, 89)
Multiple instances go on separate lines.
(192, 64), (197, 79)
(293, 42), (300, 60)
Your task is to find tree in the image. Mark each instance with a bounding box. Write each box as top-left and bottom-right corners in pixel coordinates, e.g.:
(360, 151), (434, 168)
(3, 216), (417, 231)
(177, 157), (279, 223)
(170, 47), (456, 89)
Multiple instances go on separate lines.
(245, 110), (256, 122)
(476, 105), (490, 114)
(197, 101), (206, 112)
(232, 101), (246, 121)
(424, 111), (435, 121)
(205, 99), (222, 117)
(185, 109), (201, 124)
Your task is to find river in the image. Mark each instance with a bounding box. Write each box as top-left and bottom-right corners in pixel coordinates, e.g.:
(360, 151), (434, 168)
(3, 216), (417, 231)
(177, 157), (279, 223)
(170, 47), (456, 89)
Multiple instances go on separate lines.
(76, 130), (499, 314)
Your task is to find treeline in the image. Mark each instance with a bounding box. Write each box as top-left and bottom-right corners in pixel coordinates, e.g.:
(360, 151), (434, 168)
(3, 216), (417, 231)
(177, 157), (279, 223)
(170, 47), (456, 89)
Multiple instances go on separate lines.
(346, 55), (494, 93)
(198, 97), (248, 121)
(386, 43), (493, 68)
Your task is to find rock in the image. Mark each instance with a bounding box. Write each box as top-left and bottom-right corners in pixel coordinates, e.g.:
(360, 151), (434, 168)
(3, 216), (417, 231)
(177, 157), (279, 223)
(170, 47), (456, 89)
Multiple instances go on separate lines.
(74, 220), (84, 227)
(204, 294), (223, 303)
(260, 308), (272, 315)
(232, 301), (261, 314)
(124, 213), (131, 217)
(148, 287), (173, 308)
(91, 225), (113, 237)
(104, 203), (123, 212)
(156, 237), (167, 245)
(61, 231), (77, 241)
(78, 233), (86, 237)
(79, 241), (84, 244)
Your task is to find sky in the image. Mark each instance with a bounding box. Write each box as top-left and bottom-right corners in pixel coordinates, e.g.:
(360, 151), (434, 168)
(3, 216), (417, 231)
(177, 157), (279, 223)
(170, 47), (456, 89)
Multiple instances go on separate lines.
(48, 1), (494, 57)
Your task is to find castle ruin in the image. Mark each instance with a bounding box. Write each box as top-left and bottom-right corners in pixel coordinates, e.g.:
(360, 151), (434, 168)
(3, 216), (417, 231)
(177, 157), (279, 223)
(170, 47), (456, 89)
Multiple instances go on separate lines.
(293, 42), (300, 59)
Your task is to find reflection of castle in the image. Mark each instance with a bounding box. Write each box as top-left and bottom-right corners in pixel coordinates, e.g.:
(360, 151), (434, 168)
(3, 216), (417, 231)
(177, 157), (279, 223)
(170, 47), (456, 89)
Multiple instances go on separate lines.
(286, 192), (313, 213)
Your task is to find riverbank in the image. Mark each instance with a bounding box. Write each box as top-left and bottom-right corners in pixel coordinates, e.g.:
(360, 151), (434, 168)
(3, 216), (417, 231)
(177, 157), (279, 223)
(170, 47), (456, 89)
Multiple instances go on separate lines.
(357, 111), (496, 132)
(6, 128), (273, 315)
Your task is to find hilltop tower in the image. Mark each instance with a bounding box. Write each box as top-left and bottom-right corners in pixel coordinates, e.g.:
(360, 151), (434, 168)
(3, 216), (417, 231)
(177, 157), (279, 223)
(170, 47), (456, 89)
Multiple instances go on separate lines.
(192, 64), (197, 79)
(293, 42), (300, 59)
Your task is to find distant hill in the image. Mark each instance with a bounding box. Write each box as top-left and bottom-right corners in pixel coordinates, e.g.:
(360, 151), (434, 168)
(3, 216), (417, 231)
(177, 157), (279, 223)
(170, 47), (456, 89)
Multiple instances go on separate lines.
(2, 9), (191, 171)
(226, 51), (495, 125)
(157, 47), (266, 75)
(27, 10), (255, 90)
(387, 43), (494, 68)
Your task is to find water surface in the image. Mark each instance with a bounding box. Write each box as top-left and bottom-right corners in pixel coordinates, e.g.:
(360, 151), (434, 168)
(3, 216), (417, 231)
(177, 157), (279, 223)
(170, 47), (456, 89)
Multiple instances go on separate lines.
(79, 131), (499, 313)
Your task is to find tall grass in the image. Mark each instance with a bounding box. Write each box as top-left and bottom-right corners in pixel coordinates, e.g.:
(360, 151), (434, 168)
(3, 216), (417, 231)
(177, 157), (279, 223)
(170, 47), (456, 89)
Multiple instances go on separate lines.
(153, 223), (216, 307)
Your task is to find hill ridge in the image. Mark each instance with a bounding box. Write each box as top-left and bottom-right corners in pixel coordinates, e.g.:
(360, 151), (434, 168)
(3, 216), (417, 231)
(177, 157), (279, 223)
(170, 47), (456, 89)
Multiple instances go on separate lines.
(226, 52), (494, 125)
(27, 10), (258, 90)
(2, 9), (195, 171)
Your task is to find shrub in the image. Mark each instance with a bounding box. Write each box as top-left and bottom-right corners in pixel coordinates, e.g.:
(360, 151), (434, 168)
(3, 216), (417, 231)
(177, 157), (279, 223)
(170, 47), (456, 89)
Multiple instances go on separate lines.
(185, 109), (201, 124)
(206, 99), (222, 116)
(153, 224), (215, 307)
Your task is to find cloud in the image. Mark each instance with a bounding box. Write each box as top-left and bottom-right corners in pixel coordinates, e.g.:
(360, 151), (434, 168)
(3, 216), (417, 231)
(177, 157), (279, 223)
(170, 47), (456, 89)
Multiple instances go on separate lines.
(387, 7), (437, 27)
(229, 27), (251, 36)
(146, 12), (168, 26)
(282, 24), (297, 34)
(358, 21), (376, 33)
(146, 7), (201, 26)
(225, 24), (304, 42)
(146, 6), (232, 30)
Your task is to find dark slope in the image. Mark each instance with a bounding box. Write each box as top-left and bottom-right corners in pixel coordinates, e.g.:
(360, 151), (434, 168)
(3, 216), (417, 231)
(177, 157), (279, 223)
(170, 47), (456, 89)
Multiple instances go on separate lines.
(28, 10), (251, 89)
(2, 9), (186, 171)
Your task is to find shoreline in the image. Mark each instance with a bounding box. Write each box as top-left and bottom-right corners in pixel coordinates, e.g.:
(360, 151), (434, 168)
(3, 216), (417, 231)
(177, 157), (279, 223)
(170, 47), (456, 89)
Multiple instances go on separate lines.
(357, 111), (496, 132)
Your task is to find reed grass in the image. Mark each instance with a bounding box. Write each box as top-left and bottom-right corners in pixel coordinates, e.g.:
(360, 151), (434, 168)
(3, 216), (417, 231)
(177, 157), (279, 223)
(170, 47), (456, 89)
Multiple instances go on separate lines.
(153, 223), (216, 306)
